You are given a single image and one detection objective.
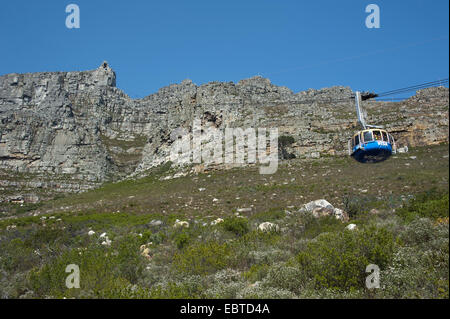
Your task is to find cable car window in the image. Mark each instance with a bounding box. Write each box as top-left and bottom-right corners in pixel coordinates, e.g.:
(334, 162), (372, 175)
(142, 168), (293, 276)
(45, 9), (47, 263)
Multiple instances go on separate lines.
(382, 131), (388, 141)
(373, 130), (382, 141)
(363, 131), (373, 142)
(355, 134), (360, 146)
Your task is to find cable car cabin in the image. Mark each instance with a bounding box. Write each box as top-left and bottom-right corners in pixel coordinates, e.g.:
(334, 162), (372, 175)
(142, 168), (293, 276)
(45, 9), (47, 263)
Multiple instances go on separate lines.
(348, 129), (396, 163)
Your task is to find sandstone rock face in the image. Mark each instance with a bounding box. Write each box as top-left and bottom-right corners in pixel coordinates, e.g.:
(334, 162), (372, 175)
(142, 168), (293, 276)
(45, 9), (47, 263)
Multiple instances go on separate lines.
(0, 62), (448, 200)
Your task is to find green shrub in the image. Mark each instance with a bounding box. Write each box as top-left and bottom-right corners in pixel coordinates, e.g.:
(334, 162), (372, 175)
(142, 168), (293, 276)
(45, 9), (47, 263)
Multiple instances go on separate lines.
(222, 217), (249, 236)
(382, 243), (449, 298)
(397, 191), (449, 222)
(28, 246), (127, 298)
(278, 135), (295, 147)
(263, 263), (304, 293)
(237, 285), (297, 299)
(301, 214), (345, 239)
(343, 196), (365, 218)
(251, 209), (285, 223)
(242, 264), (270, 282)
(382, 218), (449, 298)
(173, 231), (190, 249)
(149, 276), (204, 298)
(0, 238), (39, 273)
(23, 227), (71, 248)
(27, 233), (147, 298)
(296, 225), (396, 291)
(173, 241), (232, 275)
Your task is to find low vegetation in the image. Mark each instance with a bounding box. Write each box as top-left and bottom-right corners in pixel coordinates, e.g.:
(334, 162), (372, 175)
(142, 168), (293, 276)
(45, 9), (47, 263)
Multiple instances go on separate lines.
(0, 144), (448, 298)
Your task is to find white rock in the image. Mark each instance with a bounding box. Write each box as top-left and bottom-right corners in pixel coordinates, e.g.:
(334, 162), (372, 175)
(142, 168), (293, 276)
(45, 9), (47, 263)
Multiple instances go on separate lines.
(237, 207), (252, 213)
(300, 199), (348, 221)
(211, 218), (224, 226)
(88, 230), (96, 236)
(99, 232), (107, 238)
(302, 199), (334, 218)
(397, 146), (409, 153)
(346, 224), (357, 231)
(173, 220), (189, 228)
(258, 222), (279, 232)
(333, 208), (346, 220)
(101, 237), (112, 246)
(149, 219), (162, 226)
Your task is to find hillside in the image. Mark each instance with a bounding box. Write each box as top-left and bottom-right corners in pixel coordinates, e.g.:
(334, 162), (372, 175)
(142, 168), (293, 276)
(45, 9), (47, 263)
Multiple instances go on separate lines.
(0, 143), (448, 298)
(0, 62), (448, 204)
(0, 63), (448, 299)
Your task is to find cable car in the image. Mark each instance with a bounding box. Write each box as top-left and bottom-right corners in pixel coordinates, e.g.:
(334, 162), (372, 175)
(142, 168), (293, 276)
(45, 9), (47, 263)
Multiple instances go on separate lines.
(349, 128), (396, 163)
(348, 91), (396, 163)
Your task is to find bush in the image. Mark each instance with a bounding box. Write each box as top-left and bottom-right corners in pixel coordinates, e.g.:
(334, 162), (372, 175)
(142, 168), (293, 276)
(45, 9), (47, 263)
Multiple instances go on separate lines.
(382, 245), (449, 298)
(242, 264), (270, 282)
(149, 276), (204, 298)
(28, 246), (130, 298)
(173, 241), (232, 275)
(237, 285), (297, 299)
(397, 191), (449, 222)
(381, 218), (449, 298)
(222, 217), (249, 236)
(278, 135), (296, 160)
(301, 214), (345, 239)
(27, 233), (148, 298)
(278, 135), (295, 147)
(296, 225), (396, 291)
(204, 269), (246, 298)
(0, 238), (40, 273)
(173, 231), (190, 250)
(263, 263), (304, 293)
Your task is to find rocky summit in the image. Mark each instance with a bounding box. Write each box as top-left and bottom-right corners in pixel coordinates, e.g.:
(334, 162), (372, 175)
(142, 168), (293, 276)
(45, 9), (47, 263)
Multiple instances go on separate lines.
(0, 62), (448, 202)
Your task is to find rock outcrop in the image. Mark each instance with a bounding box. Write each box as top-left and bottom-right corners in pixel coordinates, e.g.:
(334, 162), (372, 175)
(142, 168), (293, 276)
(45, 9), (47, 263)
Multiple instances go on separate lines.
(299, 199), (349, 222)
(0, 62), (448, 201)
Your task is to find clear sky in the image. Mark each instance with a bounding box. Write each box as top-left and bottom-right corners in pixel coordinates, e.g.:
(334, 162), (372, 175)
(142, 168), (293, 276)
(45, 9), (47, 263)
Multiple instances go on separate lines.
(0, 0), (448, 98)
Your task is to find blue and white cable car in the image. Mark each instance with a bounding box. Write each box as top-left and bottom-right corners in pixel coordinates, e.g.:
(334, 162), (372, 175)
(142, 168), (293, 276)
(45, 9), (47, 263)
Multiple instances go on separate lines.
(348, 92), (397, 163)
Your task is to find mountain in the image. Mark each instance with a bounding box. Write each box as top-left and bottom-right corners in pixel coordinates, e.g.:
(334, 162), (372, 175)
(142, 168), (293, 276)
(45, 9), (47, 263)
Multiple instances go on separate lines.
(0, 62), (448, 202)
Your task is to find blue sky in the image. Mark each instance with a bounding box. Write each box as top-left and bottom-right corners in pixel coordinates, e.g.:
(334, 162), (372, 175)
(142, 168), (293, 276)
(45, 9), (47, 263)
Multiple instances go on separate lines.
(0, 0), (448, 98)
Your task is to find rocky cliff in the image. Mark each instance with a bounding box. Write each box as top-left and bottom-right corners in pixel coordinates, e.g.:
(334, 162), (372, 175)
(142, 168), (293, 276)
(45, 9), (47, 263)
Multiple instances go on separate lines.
(0, 62), (448, 202)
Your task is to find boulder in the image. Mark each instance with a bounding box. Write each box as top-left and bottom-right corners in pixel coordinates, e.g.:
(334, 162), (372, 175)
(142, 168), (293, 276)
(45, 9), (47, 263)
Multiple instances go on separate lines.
(101, 237), (112, 246)
(300, 199), (348, 222)
(173, 220), (189, 228)
(237, 207), (252, 213)
(258, 222), (279, 232)
(149, 219), (163, 227)
(211, 218), (224, 226)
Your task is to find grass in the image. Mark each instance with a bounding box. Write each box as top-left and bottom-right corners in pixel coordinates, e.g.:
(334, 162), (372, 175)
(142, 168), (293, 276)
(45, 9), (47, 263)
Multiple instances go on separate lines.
(0, 143), (448, 298)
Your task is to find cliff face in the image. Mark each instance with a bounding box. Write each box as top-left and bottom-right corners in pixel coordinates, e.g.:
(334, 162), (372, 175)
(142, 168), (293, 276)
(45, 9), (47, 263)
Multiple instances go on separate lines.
(0, 62), (448, 201)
